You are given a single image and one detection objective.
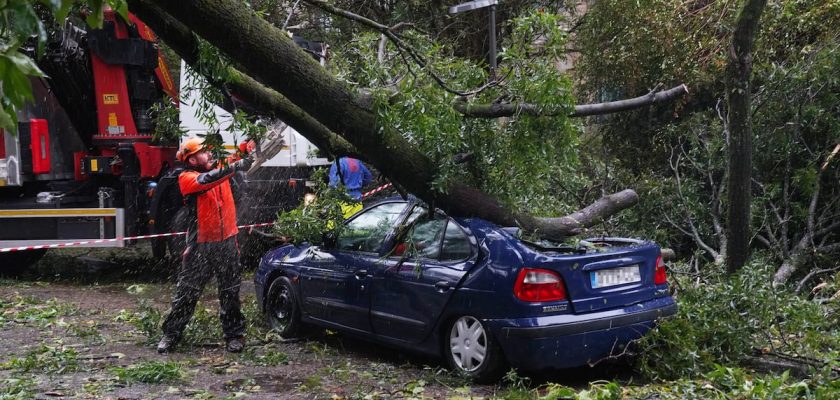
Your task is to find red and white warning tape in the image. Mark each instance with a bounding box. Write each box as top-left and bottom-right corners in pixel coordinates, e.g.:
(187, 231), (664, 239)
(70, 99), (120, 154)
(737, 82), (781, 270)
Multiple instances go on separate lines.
(0, 183), (395, 254)
(0, 222), (276, 253)
(362, 182), (392, 198)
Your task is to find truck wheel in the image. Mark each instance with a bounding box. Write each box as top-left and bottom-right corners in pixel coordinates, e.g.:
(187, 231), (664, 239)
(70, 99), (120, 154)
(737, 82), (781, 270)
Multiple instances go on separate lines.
(166, 206), (189, 261)
(0, 249), (47, 277)
(150, 204), (188, 269)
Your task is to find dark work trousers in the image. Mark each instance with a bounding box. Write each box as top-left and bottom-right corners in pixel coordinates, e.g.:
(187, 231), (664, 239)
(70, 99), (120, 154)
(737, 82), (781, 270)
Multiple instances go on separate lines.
(162, 236), (245, 340)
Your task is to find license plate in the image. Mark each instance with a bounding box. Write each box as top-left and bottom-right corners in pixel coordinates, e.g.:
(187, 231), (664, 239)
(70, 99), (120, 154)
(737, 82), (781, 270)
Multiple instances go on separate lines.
(590, 265), (641, 288)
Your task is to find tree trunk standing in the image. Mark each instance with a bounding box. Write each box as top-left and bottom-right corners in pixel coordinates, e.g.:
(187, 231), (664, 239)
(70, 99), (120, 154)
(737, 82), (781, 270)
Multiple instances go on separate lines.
(724, 0), (766, 274)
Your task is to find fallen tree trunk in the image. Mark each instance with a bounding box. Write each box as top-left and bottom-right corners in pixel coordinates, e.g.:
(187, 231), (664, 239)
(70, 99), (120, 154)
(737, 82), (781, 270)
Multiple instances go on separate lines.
(128, 0), (361, 160)
(144, 0), (651, 239)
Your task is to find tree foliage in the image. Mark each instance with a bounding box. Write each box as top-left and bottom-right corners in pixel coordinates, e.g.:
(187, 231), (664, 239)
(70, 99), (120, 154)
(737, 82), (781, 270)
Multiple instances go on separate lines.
(328, 10), (581, 215)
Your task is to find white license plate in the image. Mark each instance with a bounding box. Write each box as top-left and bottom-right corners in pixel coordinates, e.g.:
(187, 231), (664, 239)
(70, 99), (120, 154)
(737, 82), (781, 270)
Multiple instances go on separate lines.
(590, 265), (641, 288)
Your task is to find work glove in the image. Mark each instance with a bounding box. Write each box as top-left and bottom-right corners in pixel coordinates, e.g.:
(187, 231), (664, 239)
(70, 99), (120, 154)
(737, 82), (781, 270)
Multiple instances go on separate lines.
(231, 154), (254, 172)
(237, 140), (257, 157)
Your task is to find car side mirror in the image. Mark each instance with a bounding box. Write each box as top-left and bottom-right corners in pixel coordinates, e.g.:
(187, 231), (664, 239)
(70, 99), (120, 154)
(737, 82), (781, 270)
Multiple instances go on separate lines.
(322, 231), (337, 249)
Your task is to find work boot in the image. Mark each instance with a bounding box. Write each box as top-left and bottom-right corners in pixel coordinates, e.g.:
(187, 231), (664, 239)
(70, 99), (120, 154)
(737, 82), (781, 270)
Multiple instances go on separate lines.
(225, 336), (245, 353)
(157, 336), (178, 354)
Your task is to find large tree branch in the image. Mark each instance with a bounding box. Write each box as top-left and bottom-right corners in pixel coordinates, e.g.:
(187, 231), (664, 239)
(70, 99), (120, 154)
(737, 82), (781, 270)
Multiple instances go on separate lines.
(129, 0), (361, 159)
(530, 190), (639, 237)
(453, 85), (689, 118)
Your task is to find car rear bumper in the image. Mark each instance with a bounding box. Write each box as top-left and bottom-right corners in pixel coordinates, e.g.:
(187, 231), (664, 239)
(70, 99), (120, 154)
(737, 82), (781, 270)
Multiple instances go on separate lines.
(486, 296), (677, 370)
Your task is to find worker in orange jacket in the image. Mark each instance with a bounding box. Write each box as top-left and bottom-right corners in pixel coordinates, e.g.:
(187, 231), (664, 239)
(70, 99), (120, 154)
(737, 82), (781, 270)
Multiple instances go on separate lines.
(158, 137), (255, 354)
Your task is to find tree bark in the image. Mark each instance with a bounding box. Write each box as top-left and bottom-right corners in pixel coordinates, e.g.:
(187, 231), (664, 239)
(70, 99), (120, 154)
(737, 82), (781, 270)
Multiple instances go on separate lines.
(127, 0), (361, 160)
(452, 85), (689, 118)
(146, 0), (642, 239)
(535, 189), (639, 237)
(724, 0), (767, 274)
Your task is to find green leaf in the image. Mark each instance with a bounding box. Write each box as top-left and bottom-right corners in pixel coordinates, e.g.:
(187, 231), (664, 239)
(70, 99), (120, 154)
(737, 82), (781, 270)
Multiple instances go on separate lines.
(109, 0), (129, 21)
(0, 106), (18, 134)
(85, 0), (105, 28)
(0, 61), (36, 108)
(53, 0), (76, 22)
(3, 52), (45, 77)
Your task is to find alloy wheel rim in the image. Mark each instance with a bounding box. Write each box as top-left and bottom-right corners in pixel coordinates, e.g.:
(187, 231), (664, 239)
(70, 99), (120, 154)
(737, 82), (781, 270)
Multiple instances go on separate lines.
(449, 316), (487, 372)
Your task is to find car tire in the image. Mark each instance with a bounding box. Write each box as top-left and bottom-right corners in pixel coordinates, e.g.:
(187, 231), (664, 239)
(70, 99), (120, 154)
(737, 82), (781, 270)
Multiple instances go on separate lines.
(444, 315), (507, 383)
(265, 277), (303, 338)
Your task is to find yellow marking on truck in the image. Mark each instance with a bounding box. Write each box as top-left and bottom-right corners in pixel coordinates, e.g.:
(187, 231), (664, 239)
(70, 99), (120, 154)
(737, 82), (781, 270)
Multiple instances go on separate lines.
(0, 208), (118, 218)
(0, 179), (5, 187)
(108, 113), (118, 126)
(90, 158), (99, 172)
(158, 57), (174, 91)
(103, 94), (119, 104)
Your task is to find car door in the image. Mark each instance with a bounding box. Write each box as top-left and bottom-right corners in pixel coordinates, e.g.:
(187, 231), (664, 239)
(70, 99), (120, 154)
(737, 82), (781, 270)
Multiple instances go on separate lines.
(298, 201), (409, 334)
(370, 210), (476, 343)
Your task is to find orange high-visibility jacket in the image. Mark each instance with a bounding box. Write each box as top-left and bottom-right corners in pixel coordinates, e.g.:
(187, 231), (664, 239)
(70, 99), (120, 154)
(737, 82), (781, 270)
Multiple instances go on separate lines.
(179, 169), (239, 243)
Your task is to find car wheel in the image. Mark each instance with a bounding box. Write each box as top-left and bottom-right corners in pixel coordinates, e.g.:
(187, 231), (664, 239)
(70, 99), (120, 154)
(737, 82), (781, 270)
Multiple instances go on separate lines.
(265, 277), (303, 337)
(445, 315), (507, 383)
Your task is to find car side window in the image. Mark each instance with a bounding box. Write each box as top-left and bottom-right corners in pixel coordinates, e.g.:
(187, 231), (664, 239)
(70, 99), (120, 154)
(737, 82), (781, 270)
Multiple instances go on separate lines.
(337, 202), (407, 252)
(440, 221), (471, 261)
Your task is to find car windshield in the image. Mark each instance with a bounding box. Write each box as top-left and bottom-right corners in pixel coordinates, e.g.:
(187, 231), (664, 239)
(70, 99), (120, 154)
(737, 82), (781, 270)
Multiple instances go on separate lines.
(337, 201), (408, 252)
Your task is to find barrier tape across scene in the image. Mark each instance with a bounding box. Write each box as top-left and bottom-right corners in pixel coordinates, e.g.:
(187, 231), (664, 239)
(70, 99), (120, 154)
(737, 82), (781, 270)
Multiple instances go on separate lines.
(0, 183), (393, 253)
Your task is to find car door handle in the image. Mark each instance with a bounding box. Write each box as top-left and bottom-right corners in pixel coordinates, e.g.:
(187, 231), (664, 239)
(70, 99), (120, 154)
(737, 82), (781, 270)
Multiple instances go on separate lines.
(434, 281), (451, 292)
(355, 269), (369, 279)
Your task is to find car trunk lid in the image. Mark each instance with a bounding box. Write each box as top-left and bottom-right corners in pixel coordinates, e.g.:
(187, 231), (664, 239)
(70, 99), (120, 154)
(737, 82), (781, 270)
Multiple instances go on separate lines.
(522, 238), (661, 314)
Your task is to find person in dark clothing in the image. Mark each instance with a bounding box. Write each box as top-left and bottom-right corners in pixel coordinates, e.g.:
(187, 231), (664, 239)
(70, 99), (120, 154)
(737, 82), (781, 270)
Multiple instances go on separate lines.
(157, 137), (254, 354)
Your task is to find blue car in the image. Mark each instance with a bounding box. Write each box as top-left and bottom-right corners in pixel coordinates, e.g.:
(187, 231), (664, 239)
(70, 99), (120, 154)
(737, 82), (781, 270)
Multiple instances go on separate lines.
(255, 198), (676, 382)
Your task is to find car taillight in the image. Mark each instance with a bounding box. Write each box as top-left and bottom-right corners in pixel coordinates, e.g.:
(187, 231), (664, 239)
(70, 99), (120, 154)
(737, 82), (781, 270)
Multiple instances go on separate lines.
(513, 268), (567, 302)
(654, 255), (667, 285)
